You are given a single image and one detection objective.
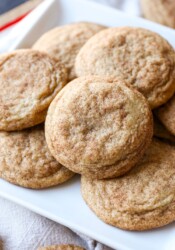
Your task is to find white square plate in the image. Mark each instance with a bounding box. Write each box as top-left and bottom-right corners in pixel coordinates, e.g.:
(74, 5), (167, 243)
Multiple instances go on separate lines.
(0, 1), (175, 249)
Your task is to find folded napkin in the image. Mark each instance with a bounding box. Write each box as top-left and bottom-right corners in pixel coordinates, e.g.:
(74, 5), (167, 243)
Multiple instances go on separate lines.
(0, 1), (142, 249)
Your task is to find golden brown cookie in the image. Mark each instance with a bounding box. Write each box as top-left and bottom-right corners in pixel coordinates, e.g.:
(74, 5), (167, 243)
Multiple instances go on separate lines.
(45, 76), (153, 179)
(81, 139), (175, 231)
(33, 22), (105, 80)
(0, 125), (74, 189)
(155, 95), (175, 136)
(75, 27), (175, 109)
(38, 245), (85, 250)
(0, 49), (67, 131)
(140, 0), (175, 28)
(153, 115), (175, 143)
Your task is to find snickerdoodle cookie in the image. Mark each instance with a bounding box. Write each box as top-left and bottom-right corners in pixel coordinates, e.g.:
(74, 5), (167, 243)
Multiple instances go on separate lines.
(154, 115), (175, 143)
(38, 245), (85, 250)
(0, 125), (74, 189)
(0, 49), (67, 131)
(155, 95), (175, 136)
(81, 139), (175, 231)
(45, 76), (153, 179)
(140, 0), (175, 28)
(33, 22), (105, 80)
(75, 27), (175, 109)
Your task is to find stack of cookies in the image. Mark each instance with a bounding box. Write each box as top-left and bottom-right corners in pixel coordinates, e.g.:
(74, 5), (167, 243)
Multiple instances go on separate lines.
(0, 22), (105, 189)
(1, 22), (175, 231)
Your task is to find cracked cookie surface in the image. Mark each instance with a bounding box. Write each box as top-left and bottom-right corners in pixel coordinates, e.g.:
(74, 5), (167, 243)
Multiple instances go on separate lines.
(0, 49), (67, 131)
(81, 139), (175, 230)
(33, 22), (105, 80)
(141, 0), (175, 28)
(75, 27), (175, 109)
(45, 76), (153, 179)
(0, 125), (74, 189)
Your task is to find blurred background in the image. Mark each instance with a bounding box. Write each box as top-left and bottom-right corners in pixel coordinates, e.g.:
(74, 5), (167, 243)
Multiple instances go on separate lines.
(0, 0), (29, 14)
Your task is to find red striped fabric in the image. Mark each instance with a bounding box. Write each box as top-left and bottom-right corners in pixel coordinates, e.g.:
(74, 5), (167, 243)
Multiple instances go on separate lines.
(0, 10), (31, 32)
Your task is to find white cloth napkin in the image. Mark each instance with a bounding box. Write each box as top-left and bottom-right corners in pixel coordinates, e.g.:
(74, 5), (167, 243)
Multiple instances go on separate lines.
(0, 1), (142, 250)
(0, 197), (111, 250)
